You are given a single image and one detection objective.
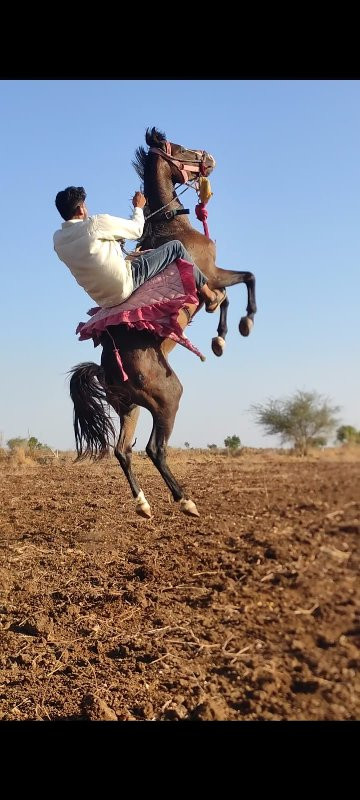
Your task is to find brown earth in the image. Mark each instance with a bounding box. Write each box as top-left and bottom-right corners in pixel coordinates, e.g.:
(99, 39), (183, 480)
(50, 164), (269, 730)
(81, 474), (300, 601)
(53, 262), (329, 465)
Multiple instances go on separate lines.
(0, 449), (359, 721)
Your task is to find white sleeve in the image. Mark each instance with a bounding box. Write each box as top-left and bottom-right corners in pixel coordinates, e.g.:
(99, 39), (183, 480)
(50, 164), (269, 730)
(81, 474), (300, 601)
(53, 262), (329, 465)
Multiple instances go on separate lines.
(94, 209), (145, 241)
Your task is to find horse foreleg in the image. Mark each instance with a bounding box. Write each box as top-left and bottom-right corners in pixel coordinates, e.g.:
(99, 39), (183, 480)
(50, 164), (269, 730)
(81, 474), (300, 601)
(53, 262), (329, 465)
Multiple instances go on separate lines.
(209, 268), (257, 338)
(114, 405), (152, 519)
(212, 293), (229, 357)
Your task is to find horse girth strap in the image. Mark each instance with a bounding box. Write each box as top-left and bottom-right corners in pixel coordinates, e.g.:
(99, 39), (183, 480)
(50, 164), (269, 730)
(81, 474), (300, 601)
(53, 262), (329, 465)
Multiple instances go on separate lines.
(160, 303), (197, 358)
(181, 305), (193, 324)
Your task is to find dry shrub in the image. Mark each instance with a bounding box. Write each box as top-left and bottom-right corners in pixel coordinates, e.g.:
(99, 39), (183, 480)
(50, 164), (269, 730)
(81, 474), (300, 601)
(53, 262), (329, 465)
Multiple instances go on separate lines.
(9, 446), (36, 469)
(318, 445), (360, 462)
(229, 447), (245, 458)
(59, 450), (77, 464)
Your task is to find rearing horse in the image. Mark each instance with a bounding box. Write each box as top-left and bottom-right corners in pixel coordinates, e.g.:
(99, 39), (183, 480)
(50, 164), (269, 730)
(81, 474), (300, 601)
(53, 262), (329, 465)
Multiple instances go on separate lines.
(134, 127), (257, 355)
(69, 128), (257, 519)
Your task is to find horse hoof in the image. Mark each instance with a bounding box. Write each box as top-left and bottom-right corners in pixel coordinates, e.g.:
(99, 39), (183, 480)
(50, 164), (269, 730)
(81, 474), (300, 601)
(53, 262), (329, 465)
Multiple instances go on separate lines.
(239, 317), (254, 337)
(211, 336), (226, 357)
(136, 503), (152, 519)
(180, 497), (200, 517)
(135, 490), (152, 519)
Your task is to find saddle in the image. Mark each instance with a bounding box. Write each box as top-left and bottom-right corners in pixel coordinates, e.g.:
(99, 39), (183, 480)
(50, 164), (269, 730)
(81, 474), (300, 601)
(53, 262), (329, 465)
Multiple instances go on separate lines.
(76, 260), (206, 381)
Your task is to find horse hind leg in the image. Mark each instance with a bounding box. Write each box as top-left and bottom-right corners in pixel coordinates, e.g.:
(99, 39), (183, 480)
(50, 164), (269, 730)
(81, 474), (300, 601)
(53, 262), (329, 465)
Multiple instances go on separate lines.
(114, 405), (152, 519)
(145, 376), (200, 517)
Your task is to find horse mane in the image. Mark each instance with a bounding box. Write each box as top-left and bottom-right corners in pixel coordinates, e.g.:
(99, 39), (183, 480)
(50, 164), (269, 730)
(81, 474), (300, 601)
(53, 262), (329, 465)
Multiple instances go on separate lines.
(132, 146), (147, 181)
(132, 127), (167, 181)
(132, 127), (168, 246)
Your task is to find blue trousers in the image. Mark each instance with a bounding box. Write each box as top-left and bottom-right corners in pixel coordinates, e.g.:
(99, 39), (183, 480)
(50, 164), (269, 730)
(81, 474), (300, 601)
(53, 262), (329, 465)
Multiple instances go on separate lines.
(131, 240), (207, 290)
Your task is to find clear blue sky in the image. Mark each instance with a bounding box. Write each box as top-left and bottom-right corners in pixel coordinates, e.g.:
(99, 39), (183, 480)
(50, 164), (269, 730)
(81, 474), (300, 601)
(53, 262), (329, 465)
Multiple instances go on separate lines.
(1, 80), (359, 450)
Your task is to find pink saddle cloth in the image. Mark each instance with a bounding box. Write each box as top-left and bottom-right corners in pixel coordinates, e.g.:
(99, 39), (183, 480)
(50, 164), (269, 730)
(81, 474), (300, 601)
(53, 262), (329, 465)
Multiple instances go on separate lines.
(76, 259), (205, 380)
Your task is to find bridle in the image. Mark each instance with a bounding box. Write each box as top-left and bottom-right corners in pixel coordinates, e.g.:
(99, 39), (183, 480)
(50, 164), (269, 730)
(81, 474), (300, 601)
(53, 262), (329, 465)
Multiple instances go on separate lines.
(149, 141), (208, 184)
(121, 141), (212, 256)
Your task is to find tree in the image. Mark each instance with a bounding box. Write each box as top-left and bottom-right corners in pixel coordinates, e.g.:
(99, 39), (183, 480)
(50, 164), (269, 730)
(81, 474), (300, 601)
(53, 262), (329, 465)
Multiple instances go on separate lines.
(251, 390), (339, 456)
(7, 437), (28, 452)
(7, 435), (51, 454)
(207, 443), (218, 450)
(337, 425), (360, 445)
(184, 442), (190, 449)
(224, 435), (241, 452)
(28, 436), (42, 451)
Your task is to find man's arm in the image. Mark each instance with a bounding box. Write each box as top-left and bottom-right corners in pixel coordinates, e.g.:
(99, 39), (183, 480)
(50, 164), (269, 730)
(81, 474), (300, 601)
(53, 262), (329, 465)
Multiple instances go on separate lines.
(95, 192), (147, 241)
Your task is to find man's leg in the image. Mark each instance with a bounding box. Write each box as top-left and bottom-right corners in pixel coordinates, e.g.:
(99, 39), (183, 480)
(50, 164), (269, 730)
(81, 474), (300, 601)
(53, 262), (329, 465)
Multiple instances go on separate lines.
(131, 240), (193, 288)
(131, 239), (225, 311)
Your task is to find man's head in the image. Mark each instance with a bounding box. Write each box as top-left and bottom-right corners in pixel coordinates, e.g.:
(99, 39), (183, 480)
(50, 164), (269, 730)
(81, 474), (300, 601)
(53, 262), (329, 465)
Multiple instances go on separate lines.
(55, 186), (88, 221)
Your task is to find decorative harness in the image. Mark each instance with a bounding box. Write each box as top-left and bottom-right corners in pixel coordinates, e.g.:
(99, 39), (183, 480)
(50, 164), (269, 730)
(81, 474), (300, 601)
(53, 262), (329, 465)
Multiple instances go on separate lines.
(149, 142), (208, 185)
(148, 141), (212, 239)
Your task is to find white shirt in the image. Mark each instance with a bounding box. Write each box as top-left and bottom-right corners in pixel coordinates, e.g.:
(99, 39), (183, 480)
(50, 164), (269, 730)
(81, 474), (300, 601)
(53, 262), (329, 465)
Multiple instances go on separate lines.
(53, 208), (145, 308)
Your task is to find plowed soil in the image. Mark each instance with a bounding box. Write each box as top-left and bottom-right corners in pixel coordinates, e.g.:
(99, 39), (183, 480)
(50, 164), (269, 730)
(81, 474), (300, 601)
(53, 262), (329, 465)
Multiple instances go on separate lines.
(1, 450), (359, 721)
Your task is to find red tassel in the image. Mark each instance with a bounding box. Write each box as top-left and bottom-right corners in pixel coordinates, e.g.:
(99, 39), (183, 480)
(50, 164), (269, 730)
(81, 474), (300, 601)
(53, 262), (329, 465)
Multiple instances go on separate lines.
(195, 202), (210, 238)
(114, 348), (128, 381)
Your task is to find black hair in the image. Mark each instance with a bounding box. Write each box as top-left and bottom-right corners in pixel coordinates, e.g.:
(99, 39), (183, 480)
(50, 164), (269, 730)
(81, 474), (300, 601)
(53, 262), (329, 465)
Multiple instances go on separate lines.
(55, 186), (87, 221)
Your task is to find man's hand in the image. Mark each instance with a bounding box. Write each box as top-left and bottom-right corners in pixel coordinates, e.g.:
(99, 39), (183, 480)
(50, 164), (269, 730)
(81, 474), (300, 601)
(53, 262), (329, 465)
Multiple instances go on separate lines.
(132, 191), (146, 209)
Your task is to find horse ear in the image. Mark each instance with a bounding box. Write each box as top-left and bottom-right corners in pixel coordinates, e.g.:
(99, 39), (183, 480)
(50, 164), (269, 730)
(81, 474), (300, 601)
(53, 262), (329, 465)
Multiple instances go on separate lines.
(145, 127), (166, 147)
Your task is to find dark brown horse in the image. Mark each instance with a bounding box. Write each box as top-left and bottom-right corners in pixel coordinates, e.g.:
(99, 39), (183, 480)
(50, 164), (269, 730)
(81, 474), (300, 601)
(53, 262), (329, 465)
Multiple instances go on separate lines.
(69, 127), (257, 518)
(134, 127), (257, 354)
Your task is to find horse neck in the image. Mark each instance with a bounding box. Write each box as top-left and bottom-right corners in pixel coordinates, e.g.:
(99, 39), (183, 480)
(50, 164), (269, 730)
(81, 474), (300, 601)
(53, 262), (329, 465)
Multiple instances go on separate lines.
(145, 156), (189, 222)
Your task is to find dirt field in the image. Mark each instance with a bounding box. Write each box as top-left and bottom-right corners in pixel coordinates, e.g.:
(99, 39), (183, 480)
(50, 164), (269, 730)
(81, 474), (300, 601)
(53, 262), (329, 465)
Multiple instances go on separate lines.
(0, 448), (359, 721)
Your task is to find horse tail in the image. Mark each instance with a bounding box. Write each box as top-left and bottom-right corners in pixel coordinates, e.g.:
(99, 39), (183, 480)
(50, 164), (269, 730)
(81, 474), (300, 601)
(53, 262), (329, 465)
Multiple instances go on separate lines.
(69, 362), (116, 459)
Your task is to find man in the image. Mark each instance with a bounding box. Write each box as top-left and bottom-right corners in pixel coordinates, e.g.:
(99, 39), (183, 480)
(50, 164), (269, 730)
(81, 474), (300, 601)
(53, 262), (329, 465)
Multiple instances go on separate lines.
(53, 186), (225, 312)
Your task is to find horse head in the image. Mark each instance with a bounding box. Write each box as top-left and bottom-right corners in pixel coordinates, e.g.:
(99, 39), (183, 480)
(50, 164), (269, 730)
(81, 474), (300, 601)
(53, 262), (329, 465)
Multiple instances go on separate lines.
(144, 127), (216, 185)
